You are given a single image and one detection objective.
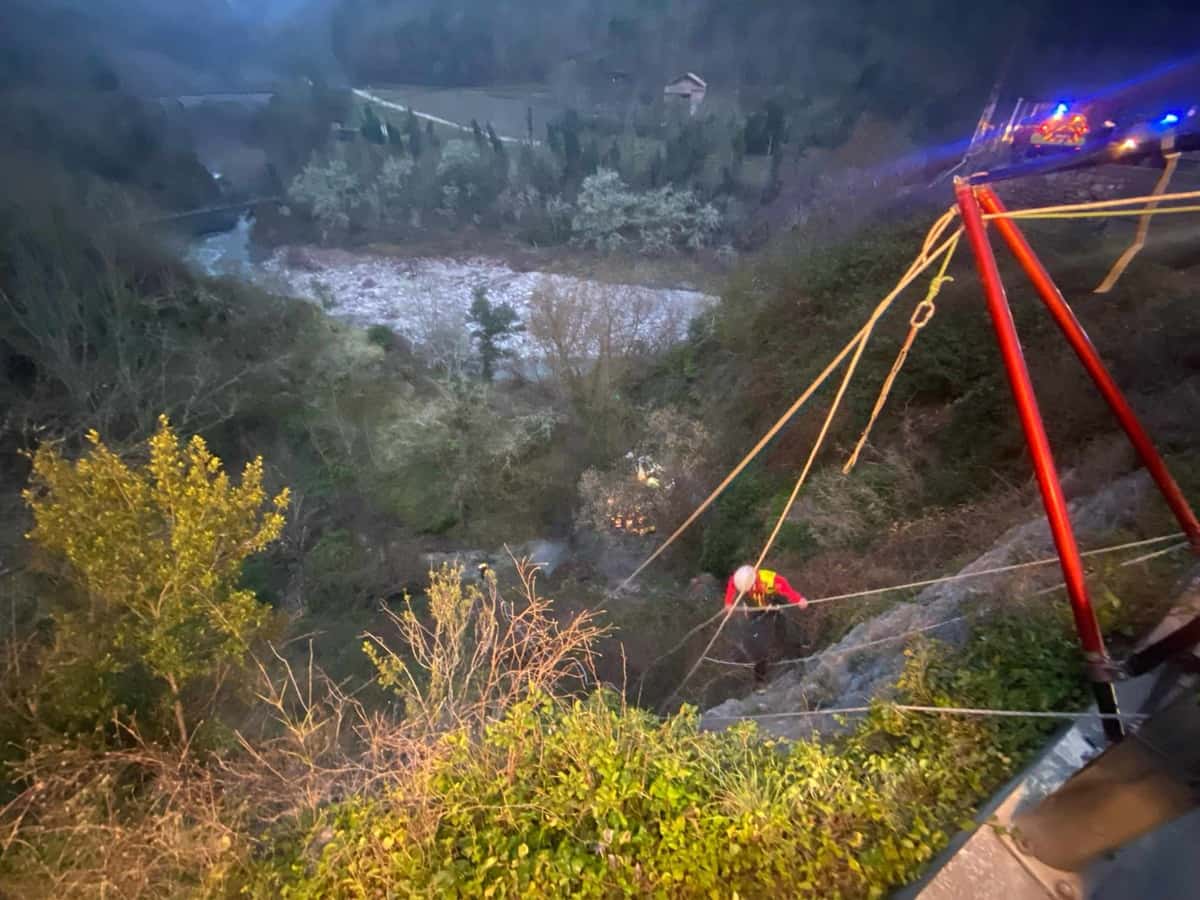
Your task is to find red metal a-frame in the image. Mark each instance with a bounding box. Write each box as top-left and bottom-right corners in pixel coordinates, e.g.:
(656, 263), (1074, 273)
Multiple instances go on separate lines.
(953, 179), (1200, 743)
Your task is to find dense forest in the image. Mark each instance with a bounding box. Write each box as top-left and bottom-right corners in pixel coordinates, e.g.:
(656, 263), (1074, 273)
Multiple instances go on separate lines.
(1, 1), (1199, 895)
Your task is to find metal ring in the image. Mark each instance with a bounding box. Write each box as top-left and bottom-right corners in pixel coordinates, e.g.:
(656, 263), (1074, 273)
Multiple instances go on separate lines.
(910, 300), (937, 329)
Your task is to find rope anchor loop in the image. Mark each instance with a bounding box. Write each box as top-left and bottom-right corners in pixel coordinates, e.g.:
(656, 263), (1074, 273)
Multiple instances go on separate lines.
(909, 281), (948, 329)
(843, 244), (958, 475)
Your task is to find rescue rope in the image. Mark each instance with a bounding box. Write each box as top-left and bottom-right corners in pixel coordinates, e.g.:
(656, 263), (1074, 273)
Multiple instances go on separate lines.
(618, 207), (962, 593)
(1113, 539), (1190, 567)
(979, 187), (1200, 218)
(1095, 147), (1181, 293)
(646, 181), (1200, 721)
(655, 210), (964, 707)
(702, 613), (970, 669)
(1031, 538), (1191, 598)
(724, 531), (1186, 614)
(987, 204), (1200, 221)
(751, 291), (872, 571)
(704, 704), (1149, 724)
(660, 605), (737, 712)
(748, 207), (961, 566)
(634, 607), (728, 702)
(706, 531), (1189, 670)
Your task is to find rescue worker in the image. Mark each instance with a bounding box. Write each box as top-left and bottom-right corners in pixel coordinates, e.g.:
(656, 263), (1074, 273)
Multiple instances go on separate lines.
(724, 565), (808, 685)
(724, 565), (808, 609)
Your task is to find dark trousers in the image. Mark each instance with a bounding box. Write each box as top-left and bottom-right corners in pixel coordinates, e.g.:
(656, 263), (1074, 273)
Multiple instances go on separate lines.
(742, 607), (787, 683)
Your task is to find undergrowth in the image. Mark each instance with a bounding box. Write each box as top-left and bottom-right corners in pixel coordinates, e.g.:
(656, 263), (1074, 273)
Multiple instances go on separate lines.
(240, 600), (1091, 899)
(2, 491), (1180, 898)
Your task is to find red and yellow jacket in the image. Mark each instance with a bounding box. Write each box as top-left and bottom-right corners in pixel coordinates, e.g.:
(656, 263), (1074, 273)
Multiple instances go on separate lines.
(724, 569), (807, 608)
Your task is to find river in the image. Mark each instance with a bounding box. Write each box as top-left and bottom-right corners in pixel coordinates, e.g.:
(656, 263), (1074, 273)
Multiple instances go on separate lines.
(185, 218), (716, 363)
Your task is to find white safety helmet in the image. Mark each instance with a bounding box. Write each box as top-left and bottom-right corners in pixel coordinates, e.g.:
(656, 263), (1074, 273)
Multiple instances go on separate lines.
(733, 565), (758, 594)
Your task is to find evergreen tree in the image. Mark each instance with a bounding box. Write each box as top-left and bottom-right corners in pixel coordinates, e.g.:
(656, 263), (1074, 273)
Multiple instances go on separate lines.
(732, 126), (747, 164)
(581, 138), (601, 177)
(649, 149), (665, 188)
(602, 140), (622, 172)
(487, 123), (508, 180)
(664, 121), (709, 185)
(561, 110), (582, 180)
(406, 108), (423, 157)
(762, 146), (783, 205)
(467, 287), (524, 381)
(720, 164), (737, 196)
(388, 120), (406, 149)
(361, 104), (386, 144)
(487, 123), (505, 158)
(546, 122), (563, 157)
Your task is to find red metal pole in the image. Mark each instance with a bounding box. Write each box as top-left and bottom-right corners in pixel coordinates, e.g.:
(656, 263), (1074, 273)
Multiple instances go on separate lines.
(955, 179), (1124, 742)
(977, 185), (1200, 552)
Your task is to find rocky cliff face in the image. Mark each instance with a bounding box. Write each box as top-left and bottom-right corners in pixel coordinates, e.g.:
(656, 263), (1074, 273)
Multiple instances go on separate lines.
(702, 470), (1154, 740)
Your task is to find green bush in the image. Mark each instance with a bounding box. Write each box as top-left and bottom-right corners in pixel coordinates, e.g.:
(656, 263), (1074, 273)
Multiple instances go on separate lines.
(250, 692), (948, 897)
(303, 529), (362, 612)
(365, 324), (398, 351)
(247, 603), (1091, 899)
(698, 470), (774, 575)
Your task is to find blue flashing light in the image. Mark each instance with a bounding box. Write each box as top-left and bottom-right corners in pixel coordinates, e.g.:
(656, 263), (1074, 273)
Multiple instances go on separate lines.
(1053, 102), (1069, 118)
(1160, 112), (1181, 126)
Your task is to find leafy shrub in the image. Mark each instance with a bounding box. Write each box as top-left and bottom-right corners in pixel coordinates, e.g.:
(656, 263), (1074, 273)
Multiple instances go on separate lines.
(699, 470), (773, 576)
(373, 155), (415, 223)
(288, 155), (370, 240)
(910, 604), (1089, 758)
(23, 417), (289, 744)
(2, 560), (1105, 898)
(258, 601), (1087, 898)
(365, 324), (398, 351)
(302, 529), (360, 613)
(577, 408), (714, 537)
(371, 377), (558, 529)
(791, 450), (925, 551)
(254, 605), (1084, 900)
(254, 691), (936, 897)
(572, 169), (720, 255)
(437, 139), (505, 214)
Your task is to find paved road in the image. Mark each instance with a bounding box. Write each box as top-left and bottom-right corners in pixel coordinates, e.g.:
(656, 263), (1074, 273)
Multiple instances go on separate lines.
(352, 88), (537, 145)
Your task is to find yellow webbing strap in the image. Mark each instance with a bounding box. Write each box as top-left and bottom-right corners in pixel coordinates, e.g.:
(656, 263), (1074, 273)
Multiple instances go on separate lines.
(1095, 138), (1181, 294)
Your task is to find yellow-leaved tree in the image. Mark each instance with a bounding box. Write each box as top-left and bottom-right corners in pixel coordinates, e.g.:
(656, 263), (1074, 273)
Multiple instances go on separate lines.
(24, 416), (289, 745)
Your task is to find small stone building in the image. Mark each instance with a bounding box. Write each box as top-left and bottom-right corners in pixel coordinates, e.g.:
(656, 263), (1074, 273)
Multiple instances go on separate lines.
(664, 73), (707, 117)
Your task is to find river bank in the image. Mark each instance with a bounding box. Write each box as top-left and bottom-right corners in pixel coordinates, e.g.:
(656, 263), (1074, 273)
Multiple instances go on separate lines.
(186, 219), (718, 362)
